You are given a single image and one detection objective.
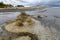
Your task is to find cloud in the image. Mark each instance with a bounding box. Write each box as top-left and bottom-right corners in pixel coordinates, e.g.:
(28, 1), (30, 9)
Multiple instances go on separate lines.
(0, 0), (28, 6)
(0, 0), (60, 7)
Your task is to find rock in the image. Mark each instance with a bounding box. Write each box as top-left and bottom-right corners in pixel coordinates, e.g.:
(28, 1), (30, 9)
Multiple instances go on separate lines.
(37, 14), (47, 18)
(33, 14), (47, 18)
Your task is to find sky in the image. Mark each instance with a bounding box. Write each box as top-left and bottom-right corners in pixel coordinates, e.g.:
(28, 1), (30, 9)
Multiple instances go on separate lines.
(0, 0), (60, 7)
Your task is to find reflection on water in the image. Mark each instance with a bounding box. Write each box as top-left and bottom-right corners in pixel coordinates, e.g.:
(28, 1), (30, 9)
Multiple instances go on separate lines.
(0, 7), (60, 40)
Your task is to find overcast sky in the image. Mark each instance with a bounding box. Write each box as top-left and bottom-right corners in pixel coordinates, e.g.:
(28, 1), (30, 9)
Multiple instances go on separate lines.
(0, 0), (60, 7)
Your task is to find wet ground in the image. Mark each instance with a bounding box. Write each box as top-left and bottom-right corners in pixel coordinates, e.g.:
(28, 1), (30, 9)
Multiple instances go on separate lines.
(0, 7), (60, 40)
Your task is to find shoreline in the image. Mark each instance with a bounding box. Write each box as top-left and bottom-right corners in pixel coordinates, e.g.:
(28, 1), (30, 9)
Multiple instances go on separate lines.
(0, 6), (47, 12)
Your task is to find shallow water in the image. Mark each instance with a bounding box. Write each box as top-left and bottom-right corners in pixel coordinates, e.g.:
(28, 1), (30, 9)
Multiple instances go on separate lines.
(0, 7), (60, 40)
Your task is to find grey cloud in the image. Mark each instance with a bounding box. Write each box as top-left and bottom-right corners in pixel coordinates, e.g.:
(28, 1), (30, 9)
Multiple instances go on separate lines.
(1, 0), (60, 7)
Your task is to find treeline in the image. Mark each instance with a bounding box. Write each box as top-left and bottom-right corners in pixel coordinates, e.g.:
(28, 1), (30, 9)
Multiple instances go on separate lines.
(0, 2), (13, 8)
(15, 5), (24, 7)
(0, 2), (24, 8)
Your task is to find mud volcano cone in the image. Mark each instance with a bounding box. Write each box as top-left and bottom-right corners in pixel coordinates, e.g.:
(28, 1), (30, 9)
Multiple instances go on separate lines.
(4, 13), (36, 34)
(2, 12), (39, 40)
